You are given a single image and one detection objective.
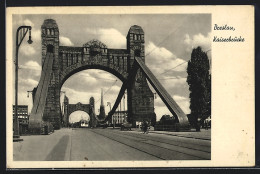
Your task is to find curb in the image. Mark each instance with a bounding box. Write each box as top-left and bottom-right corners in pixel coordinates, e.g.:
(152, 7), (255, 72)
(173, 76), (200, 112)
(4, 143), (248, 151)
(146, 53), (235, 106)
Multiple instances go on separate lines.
(150, 131), (211, 141)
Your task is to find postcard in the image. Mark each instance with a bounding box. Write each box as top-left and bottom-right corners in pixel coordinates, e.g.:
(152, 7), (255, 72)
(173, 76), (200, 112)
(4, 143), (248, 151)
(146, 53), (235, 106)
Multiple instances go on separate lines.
(6, 6), (254, 168)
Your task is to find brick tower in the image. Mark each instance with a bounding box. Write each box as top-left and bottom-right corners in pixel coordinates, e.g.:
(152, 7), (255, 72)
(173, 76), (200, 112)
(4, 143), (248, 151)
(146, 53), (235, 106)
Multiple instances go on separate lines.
(126, 25), (156, 125)
(41, 19), (61, 129)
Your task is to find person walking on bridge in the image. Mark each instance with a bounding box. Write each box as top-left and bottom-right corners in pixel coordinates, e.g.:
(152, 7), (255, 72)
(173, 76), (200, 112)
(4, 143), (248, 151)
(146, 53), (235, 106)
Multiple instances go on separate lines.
(142, 120), (148, 134)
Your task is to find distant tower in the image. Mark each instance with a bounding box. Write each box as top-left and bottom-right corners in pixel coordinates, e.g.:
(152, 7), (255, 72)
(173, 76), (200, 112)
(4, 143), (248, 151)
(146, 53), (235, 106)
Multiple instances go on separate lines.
(63, 95), (69, 127)
(89, 97), (97, 127)
(99, 88), (106, 120)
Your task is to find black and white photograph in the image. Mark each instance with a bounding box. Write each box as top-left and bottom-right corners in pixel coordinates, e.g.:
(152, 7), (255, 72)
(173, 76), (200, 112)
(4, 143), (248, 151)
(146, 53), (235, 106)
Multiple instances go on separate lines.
(6, 6), (254, 168)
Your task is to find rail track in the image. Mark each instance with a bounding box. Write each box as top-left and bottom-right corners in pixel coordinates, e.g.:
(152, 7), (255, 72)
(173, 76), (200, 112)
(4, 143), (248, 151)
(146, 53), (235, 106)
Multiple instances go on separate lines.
(90, 129), (211, 160)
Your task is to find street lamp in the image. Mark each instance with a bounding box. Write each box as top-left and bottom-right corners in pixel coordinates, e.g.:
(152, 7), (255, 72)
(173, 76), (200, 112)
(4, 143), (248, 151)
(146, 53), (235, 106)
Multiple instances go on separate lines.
(14, 26), (33, 140)
(107, 102), (112, 126)
(27, 90), (33, 98)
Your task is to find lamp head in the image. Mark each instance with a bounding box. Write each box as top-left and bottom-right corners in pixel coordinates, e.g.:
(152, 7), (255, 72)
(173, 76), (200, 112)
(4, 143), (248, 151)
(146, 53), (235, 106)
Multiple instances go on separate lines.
(27, 28), (33, 44)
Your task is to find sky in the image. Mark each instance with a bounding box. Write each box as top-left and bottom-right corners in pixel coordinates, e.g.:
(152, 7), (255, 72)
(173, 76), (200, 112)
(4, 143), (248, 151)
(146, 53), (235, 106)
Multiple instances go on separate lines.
(12, 14), (211, 122)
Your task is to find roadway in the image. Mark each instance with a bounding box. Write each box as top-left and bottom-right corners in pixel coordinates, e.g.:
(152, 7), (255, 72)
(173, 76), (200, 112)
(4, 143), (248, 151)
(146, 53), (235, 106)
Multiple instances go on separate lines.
(13, 128), (210, 161)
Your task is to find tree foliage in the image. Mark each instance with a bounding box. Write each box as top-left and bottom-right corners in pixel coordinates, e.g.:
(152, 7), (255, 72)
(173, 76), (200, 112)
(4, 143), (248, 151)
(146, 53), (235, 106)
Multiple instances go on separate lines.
(187, 47), (211, 131)
(158, 114), (176, 125)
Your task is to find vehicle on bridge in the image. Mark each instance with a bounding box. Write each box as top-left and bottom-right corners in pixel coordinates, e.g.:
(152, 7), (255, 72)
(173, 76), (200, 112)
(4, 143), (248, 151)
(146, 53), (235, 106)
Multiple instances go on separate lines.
(120, 123), (132, 131)
(97, 122), (108, 129)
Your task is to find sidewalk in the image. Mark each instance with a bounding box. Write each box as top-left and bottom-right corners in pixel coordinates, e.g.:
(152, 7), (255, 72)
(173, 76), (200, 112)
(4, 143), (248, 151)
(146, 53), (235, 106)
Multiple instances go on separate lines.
(13, 128), (72, 161)
(130, 127), (211, 140)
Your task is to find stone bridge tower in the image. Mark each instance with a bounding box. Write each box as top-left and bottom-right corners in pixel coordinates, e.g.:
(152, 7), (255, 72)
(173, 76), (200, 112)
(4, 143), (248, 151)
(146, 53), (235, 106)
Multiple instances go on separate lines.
(127, 26), (155, 125)
(41, 19), (61, 129)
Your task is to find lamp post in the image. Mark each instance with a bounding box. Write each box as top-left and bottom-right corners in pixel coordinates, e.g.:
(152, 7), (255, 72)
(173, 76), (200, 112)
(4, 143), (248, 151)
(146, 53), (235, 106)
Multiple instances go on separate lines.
(107, 102), (112, 126)
(14, 26), (33, 140)
(27, 90), (33, 98)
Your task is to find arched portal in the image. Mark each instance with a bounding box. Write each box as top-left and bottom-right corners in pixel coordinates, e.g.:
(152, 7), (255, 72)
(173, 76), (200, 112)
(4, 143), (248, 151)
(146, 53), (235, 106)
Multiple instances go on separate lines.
(63, 97), (97, 128)
(60, 69), (123, 119)
(68, 111), (90, 124)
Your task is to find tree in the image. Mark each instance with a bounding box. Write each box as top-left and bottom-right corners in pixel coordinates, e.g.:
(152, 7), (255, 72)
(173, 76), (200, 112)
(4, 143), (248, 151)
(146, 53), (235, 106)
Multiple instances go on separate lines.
(159, 115), (175, 125)
(187, 47), (211, 131)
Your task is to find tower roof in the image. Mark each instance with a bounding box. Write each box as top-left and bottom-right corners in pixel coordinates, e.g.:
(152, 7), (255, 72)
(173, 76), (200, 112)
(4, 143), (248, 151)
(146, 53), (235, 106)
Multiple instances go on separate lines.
(128, 25), (144, 34)
(42, 19), (58, 28)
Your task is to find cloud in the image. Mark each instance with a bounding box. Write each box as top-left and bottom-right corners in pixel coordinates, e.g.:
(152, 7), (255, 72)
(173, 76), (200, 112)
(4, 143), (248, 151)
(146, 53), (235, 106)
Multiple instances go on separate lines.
(184, 32), (211, 52)
(21, 60), (41, 70)
(84, 70), (118, 81)
(23, 19), (34, 27)
(31, 29), (41, 42)
(173, 95), (190, 114)
(14, 17), (34, 27)
(153, 94), (190, 119)
(60, 36), (74, 46)
(19, 78), (38, 87)
(62, 69), (121, 95)
(20, 44), (36, 56)
(146, 41), (187, 75)
(85, 28), (126, 48)
(167, 58), (187, 72)
(160, 77), (187, 89)
(146, 42), (174, 62)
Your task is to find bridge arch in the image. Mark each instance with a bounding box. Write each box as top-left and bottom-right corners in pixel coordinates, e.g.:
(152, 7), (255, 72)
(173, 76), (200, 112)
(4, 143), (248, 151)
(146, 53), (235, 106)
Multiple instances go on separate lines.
(59, 64), (126, 89)
(68, 111), (90, 124)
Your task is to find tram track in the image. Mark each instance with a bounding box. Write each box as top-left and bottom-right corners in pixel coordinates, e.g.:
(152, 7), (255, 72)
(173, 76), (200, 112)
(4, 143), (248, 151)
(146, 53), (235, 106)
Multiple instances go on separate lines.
(111, 130), (211, 152)
(90, 129), (210, 160)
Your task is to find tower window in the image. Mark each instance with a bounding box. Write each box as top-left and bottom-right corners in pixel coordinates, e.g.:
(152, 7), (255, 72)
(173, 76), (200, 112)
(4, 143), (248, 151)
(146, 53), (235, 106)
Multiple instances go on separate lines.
(134, 49), (141, 57)
(47, 45), (54, 53)
(47, 29), (50, 35)
(134, 34), (137, 40)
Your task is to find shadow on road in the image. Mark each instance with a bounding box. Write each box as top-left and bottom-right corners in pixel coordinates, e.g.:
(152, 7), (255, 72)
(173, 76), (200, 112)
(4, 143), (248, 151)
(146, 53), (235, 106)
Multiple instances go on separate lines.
(45, 135), (69, 161)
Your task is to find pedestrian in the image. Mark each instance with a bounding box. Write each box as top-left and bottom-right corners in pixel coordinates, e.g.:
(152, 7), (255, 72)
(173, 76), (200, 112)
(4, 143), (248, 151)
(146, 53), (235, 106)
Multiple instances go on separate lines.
(146, 122), (150, 134)
(143, 120), (148, 134)
(205, 120), (208, 130)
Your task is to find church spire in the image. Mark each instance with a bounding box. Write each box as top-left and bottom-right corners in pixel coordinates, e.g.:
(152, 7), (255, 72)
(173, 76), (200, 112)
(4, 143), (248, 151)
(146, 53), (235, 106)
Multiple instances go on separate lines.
(101, 88), (104, 106)
(99, 88), (106, 120)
